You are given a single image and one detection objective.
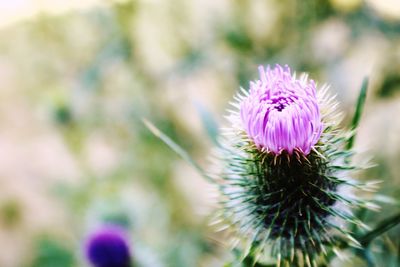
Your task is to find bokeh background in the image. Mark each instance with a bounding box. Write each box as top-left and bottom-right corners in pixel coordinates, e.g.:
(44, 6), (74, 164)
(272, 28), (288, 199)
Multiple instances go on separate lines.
(0, 0), (400, 266)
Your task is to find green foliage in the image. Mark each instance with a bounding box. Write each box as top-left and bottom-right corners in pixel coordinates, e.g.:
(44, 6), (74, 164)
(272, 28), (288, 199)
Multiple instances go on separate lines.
(29, 237), (75, 267)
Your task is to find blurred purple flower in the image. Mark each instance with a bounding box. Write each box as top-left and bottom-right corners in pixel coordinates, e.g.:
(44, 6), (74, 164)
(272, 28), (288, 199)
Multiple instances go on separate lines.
(240, 64), (322, 155)
(85, 225), (132, 267)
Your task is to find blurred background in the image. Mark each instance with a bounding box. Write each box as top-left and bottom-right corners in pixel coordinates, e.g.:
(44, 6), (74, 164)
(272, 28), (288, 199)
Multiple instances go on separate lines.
(0, 0), (400, 266)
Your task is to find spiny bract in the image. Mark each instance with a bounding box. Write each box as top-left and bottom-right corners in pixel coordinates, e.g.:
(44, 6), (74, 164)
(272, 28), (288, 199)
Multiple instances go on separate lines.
(213, 65), (375, 267)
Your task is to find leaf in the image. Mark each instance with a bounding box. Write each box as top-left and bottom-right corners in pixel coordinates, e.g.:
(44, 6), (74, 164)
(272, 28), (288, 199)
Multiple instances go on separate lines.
(346, 77), (369, 150)
(142, 118), (214, 183)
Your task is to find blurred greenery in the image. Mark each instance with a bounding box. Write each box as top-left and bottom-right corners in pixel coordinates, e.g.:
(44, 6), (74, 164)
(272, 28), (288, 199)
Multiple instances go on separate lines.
(0, 199), (22, 227)
(0, 0), (399, 266)
(30, 237), (75, 267)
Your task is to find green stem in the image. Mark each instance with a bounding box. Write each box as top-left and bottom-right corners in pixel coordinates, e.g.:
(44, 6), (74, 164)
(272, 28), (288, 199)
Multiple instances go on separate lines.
(322, 211), (400, 266)
(359, 212), (400, 246)
(339, 211), (400, 249)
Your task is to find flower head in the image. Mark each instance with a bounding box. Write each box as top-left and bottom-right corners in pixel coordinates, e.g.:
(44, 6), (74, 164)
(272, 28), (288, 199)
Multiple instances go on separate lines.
(213, 65), (374, 266)
(85, 225), (132, 267)
(240, 65), (322, 155)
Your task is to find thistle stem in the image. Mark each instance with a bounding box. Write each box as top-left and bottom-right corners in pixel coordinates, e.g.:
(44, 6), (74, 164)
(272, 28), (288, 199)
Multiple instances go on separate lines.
(339, 211), (400, 249)
(321, 211), (400, 267)
(358, 212), (400, 246)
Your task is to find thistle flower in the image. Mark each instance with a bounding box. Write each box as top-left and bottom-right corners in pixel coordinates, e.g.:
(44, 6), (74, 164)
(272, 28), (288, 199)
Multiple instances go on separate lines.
(85, 225), (132, 267)
(215, 65), (374, 266)
(240, 65), (322, 155)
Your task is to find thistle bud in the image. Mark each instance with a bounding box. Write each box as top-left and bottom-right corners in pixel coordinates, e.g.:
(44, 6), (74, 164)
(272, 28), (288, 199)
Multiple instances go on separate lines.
(215, 65), (370, 266)
(85, 225), (132, 267)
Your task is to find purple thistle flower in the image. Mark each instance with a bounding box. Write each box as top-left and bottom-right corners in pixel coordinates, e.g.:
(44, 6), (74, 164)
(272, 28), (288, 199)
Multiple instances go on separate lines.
(240, 64), (323, 155)
(85, 225), (132, 267)
(211, 64), (376, 266)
